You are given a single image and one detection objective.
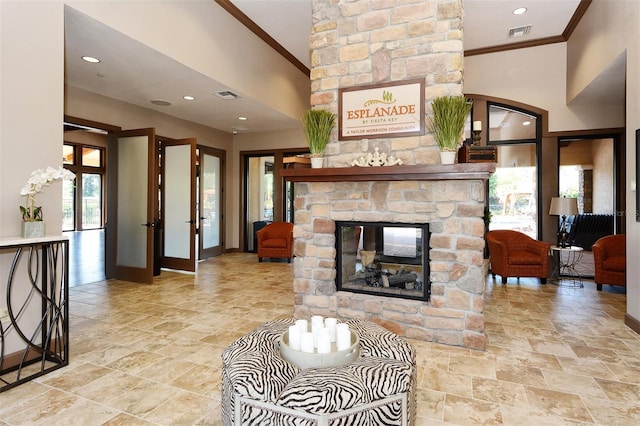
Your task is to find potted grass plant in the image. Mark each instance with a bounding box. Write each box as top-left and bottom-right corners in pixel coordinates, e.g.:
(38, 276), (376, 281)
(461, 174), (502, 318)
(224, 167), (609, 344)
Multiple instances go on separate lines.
(301, 108), (336, 168)
(427, 96), (473, 164)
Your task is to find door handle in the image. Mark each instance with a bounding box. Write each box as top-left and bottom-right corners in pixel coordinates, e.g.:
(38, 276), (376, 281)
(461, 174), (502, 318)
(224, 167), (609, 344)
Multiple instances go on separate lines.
(200, 217), (207, 221)
(185, 220), (196, 224)
(141, 222), (155, 227)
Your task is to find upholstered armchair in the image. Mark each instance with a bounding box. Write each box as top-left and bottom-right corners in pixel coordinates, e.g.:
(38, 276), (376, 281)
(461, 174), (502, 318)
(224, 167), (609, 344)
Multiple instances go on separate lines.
(486, 230), (551, 284)
(257, 222), (294, 262)
(592, 234), (626, 291)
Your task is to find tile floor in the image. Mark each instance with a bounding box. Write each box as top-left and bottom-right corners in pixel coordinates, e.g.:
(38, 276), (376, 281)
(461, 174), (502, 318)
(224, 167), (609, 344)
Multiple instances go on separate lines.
(0, 253), (637, 425)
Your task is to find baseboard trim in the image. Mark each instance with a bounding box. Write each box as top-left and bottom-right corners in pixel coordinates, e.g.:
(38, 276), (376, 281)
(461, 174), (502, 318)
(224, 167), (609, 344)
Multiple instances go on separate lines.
(625, 313), (640, 335)
(1, 337), (66, 371)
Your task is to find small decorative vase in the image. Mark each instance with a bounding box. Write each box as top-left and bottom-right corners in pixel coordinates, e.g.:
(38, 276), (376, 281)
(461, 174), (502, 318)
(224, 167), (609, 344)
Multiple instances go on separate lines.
(311, 157), (324, 168)
(440, 151), (457, 165)
(21, 221), (45, 238)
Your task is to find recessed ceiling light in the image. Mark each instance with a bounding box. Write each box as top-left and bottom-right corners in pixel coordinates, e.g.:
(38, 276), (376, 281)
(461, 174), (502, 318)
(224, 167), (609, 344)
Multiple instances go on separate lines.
(522, 121), (531, 126)
(82, 56), (100, 63)
(513, 7), (527, 15)
(183, 95), (195, 101)
(150, 100), (172, 106)
(238, 116), (248, 121)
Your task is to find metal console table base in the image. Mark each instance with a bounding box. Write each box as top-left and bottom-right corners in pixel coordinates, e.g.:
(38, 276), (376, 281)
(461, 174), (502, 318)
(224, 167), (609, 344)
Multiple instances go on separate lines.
(550, 245), (584, 288)
(0, 236), (69, 393)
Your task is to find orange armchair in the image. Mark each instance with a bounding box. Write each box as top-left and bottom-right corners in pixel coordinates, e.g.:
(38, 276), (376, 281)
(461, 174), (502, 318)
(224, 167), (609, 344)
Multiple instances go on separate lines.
(257, 222), (294, 263)
(592, 234), (626, 291)
(486, 230), (551, 284)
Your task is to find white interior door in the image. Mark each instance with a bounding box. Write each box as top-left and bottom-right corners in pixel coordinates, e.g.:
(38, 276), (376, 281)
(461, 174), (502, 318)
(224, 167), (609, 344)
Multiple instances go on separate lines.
(161, 137), (196, 272)
(106, 128), (157, 283)
(199, 146), (224, 259)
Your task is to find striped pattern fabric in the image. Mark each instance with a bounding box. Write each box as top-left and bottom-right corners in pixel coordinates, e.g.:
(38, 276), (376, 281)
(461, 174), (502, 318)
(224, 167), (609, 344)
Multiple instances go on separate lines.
(221, 318), (416, 425)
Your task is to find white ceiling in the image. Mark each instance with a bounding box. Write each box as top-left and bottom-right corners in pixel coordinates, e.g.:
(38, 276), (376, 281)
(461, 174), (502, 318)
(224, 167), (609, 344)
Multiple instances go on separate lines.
(231, 0), (582, 61)
(64, 0), (622, 135)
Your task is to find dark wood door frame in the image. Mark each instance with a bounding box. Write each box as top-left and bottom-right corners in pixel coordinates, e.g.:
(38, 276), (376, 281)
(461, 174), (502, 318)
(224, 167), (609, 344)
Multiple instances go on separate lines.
(239, 148), (308, 252)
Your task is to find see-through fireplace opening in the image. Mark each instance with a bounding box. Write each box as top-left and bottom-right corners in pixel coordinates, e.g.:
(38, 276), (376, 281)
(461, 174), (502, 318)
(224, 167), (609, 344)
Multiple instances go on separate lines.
(335, 221), (431, 302)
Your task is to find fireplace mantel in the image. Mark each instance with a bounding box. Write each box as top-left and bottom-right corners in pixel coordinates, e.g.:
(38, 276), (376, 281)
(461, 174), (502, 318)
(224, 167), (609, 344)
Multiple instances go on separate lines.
(280, 163), (495, 182)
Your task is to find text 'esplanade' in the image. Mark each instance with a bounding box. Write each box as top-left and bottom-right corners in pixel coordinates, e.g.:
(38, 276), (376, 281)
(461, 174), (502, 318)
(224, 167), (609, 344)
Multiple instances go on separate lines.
(347, 105), (416, 119)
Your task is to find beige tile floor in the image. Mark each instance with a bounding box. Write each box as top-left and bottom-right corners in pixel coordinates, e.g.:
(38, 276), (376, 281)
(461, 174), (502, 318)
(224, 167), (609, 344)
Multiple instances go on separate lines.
(1, 253), (637, 425)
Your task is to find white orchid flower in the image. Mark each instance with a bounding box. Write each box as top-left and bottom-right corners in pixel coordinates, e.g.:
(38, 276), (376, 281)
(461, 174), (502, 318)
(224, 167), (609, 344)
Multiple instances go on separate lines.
(20, 166), (76, 221)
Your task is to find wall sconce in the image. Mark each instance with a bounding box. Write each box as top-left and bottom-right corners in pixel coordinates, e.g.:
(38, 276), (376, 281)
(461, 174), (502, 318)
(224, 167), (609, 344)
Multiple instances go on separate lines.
(549, 197), (578, 247)
(472, 120), (482, 146)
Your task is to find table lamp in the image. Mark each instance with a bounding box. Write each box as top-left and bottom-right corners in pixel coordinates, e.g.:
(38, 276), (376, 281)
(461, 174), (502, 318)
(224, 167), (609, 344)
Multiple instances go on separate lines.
(549, 197), (578, 247)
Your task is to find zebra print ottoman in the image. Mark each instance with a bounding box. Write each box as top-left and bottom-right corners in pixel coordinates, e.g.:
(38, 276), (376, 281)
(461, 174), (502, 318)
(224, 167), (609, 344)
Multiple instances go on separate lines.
(221, 318), (416, 425)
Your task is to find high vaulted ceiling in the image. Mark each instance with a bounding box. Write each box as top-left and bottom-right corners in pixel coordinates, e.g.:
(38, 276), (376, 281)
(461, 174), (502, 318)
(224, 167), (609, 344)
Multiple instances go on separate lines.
(65, 0), (614, 135)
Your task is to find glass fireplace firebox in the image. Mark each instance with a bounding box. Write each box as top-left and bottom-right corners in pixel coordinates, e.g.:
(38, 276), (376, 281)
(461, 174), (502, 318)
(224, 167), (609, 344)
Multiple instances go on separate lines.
(335, 221), (430, 302)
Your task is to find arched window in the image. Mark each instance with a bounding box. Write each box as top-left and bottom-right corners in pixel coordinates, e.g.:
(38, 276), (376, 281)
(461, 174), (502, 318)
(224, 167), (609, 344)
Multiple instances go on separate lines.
(487, 103), (541, 239)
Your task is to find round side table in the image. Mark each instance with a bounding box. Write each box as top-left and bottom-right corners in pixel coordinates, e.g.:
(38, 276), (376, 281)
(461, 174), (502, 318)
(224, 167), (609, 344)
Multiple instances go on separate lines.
(550, 245), (584, 288)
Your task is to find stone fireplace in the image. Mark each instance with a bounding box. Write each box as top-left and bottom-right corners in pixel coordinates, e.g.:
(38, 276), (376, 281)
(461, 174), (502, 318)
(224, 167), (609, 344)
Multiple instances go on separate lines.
(282, 165), (494, 350)
(288, 0), (493, 349)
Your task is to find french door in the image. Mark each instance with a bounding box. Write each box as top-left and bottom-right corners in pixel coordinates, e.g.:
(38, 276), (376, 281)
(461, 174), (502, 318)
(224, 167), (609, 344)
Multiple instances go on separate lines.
(161, 137), (197, 272)
(106, 129), (200, 283)
(198, 146), (225, 259)
(106, 128), (157, 283)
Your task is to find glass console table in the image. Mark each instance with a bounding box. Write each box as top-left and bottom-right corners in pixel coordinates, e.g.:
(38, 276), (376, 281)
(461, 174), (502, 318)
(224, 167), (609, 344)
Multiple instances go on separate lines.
(0, 236), (69, 392)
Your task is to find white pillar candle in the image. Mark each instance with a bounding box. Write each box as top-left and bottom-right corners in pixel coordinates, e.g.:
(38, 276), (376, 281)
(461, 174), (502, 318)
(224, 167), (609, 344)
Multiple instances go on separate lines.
(288, 325), (301, 351)
(317, 331), (331, 354)
(300, 331), (314, 353)
(473, 120), (482, 131)
(311, 321), (324, 347)
(324, 317), (337, 342)
(311, 315), (324, 327)
(336, 324), (351, 351)
(295, 319), (308, 333)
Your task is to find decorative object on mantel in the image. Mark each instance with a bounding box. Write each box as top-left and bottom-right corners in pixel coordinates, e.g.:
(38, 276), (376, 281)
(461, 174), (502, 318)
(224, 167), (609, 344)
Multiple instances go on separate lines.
(458, 145), (498, 163)
(427, 95), (473, 165)
(283, 155), (311, 169)
(20, 166), (75, 238)
(471, 120), (482, 146)
(350, 148), (404, 167)
(301, 108), (336, 169)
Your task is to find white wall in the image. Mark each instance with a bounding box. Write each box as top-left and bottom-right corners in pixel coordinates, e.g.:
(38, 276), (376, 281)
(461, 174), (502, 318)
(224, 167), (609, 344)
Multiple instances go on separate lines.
(0, 0), (65, 353)
(1, 1), (65, 237)
(569, 0), (640, 327)
(465, 43), (625, 132)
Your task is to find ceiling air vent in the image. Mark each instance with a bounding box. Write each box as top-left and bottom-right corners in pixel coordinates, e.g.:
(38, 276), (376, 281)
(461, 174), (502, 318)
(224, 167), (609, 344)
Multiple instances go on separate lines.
(214, 90), (239, 100)
(508, 25), (531, 38)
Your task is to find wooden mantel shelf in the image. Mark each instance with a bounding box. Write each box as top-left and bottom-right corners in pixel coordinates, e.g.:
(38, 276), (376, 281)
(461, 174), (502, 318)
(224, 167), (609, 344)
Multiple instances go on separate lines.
(280, 163), (496, 182)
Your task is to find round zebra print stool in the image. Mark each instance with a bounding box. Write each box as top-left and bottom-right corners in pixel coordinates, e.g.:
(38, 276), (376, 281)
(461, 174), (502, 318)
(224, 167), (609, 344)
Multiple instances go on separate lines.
(221, 318), (416, 425)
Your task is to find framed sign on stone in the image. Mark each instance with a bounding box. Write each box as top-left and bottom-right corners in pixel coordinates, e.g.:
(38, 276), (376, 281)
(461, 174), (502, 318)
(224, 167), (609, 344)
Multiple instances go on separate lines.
(338, 79), (425, 140)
